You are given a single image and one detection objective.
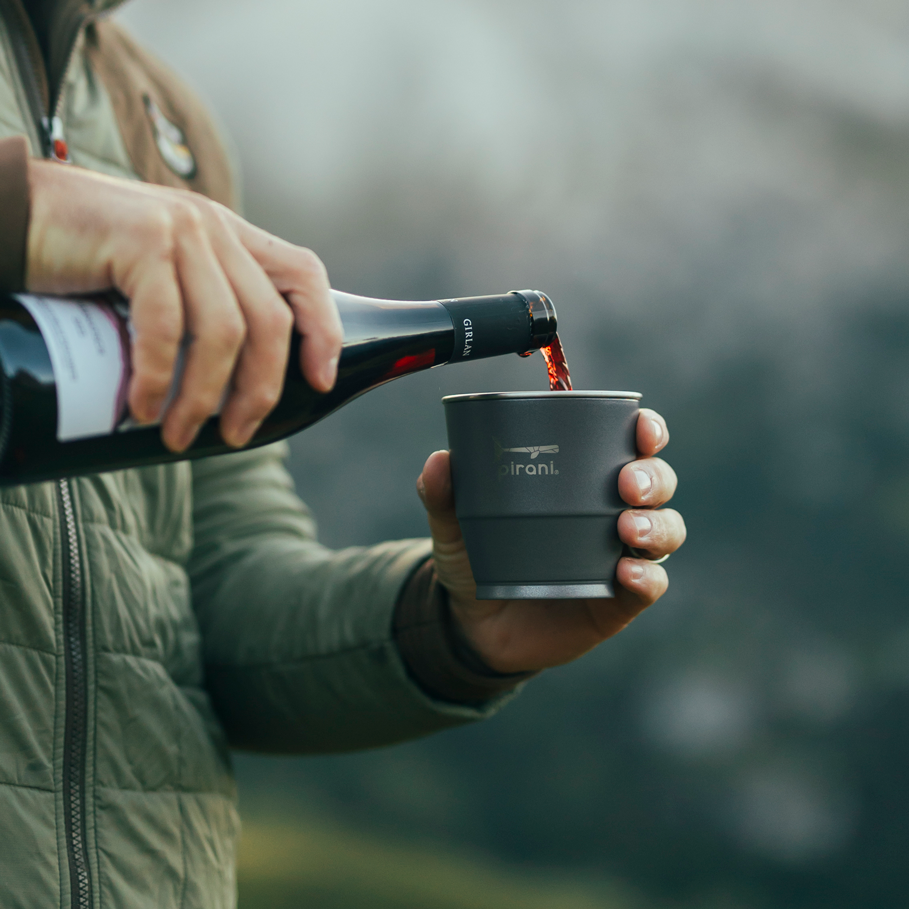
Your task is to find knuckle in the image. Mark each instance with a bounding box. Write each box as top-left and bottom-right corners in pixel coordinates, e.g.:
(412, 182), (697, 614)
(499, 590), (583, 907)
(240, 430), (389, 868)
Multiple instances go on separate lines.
(652, 514), (672, 549)
(133, 331), (180, 370)
(637, 557), (663, 584)
(141, 314), (183, 350)
(142, 209), (177, 254)
(199, 198), (231, 235)
(180, 392), (222, 423)
(266, 299), (294, 336)
(208, 200), (234, 228)
(291, 249), (330, 290)
(297, 247), (327, 278)
(169, 199), (205, 236)
(652, 510), (685, 553)
(247, 382), (282, 415)
(134, 366), (173, 398)
(210, 314), (246, 351)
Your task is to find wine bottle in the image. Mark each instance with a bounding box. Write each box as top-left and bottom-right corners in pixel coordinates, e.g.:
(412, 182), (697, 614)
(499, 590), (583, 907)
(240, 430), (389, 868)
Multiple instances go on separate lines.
(0, 288), (557, 486)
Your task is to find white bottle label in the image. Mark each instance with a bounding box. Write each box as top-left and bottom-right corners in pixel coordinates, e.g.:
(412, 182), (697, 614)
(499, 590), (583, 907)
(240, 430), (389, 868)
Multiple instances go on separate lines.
(17, 295), (205, 443)
(18, 295), (133, 442)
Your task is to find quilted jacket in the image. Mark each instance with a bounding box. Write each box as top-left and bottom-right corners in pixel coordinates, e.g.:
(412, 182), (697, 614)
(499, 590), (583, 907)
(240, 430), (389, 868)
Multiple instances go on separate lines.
(0, 2), (510, 906)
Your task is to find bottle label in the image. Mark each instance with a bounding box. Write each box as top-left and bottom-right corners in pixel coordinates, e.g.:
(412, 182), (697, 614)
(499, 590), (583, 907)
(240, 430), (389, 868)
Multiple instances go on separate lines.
(14, 293), (146, 441)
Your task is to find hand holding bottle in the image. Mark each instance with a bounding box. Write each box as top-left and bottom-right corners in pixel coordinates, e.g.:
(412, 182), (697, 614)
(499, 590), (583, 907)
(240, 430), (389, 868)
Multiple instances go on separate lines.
(26, 160), (342, 452)
(416, 409), (687, 672)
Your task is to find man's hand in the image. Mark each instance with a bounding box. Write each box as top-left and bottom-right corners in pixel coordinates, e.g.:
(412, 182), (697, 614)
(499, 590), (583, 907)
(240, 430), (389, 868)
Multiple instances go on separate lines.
(416, 408), (686, 674)
(27, 161), (343, 452)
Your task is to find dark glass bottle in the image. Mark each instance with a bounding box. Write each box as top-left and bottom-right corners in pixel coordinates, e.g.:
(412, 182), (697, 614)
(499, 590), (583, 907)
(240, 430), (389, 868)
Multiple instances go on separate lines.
(0, 288), (557, 486)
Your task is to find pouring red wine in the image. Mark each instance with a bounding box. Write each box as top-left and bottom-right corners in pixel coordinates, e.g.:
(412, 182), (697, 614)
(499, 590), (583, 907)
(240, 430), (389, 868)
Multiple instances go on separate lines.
(540, 334), (572, 391)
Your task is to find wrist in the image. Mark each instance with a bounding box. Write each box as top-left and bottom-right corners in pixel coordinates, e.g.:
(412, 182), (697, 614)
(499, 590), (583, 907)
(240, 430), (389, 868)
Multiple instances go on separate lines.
(394, 560), (537, 704)
(446, 596), (532, 676)
(24, 158), (64, 291)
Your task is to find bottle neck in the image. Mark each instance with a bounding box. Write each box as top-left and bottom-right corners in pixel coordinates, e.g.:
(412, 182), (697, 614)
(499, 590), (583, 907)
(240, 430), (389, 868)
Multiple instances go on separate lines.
(439, 290), (557, 363)
(329, 289), (558, 366)
(330, 291), (452, 353)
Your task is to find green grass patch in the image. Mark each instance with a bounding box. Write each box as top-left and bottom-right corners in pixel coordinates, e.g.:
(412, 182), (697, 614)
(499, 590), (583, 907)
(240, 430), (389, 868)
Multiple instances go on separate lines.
(237, 819), (640, 909)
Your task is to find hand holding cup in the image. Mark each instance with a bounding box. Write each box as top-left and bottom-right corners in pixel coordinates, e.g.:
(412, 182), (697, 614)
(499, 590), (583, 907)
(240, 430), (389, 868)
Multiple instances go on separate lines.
(416, 408), (685, 674)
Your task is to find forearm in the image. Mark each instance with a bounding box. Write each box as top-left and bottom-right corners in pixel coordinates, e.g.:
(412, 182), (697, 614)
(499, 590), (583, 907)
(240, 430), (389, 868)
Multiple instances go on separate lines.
(190, 446), (520, 754)
(197, 536), (516, 753)
(0, 136), (30, 292)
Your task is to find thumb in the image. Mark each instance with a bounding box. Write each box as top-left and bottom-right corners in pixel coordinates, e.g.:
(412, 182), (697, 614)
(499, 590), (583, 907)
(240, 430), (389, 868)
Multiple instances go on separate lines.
(417, 450), (463, 545)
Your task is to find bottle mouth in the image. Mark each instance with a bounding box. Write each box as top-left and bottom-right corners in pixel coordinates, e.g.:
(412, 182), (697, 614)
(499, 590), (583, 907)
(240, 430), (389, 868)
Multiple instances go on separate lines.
(511, 290), (558, 349)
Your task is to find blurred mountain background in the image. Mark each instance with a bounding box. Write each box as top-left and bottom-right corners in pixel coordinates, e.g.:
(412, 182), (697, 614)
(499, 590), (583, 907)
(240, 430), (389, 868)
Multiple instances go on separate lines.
(121, 1), (909, 906)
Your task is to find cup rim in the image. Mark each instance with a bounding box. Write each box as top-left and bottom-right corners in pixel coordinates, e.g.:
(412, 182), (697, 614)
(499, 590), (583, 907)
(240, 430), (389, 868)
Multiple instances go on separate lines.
(442, 390), (642, 402)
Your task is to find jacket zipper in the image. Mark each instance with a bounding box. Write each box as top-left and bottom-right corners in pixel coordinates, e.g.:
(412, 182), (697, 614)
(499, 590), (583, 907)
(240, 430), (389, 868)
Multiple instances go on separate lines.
(57, 479), (93, 909)
(43, 0), (95, 161)
(0, 0), (91, 157)
(0, 5), (96, 905)
(0, 0), (49, 152)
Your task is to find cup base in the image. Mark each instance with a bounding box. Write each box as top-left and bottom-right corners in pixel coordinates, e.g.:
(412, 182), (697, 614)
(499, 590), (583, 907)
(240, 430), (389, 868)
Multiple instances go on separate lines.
(476, 581), (614, 600)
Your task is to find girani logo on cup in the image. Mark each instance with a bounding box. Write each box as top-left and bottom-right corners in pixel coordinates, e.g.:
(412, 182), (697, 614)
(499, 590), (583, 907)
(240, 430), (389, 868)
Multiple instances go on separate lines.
(493, 439), (560, 478)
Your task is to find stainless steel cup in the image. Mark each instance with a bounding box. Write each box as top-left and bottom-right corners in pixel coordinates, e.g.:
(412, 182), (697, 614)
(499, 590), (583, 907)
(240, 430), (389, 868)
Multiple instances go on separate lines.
(443, 391), (642, 599)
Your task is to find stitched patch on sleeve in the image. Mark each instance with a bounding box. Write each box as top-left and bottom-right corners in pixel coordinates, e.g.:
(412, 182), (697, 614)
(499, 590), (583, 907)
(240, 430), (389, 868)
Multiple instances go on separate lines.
(143, 95), (196, 179)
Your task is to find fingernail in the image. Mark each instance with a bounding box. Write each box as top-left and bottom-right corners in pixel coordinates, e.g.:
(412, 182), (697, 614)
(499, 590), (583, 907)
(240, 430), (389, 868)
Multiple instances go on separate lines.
(134, 395), (164, 424)
(630, 563), (645, 581)
(632, 468), (653, 497)
(233, 419), (260, 448)
(321, 357), (339, 391)
(632, 514), (653, 539)
(147, 397), (166, 423)
(650, 417), (664, 447)
(172, 424), (198, 452)
(416, 475), (426, 501)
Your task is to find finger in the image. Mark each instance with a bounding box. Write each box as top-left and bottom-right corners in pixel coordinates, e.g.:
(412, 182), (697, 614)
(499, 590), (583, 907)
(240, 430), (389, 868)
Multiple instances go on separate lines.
(228, 217), (343, 393)
(617, 507), (687, 557)
(120, 254), (183, 425)
(416, 450), (463, 546)
(161, 204), (246, 452)
(581, 558), (668, 642)
(192, 203), (294, 447)
(288, 278), (343, 393)
(614, 557), (669, 611)
(618, 456), (678, 507)
(636, 408), (669, 456)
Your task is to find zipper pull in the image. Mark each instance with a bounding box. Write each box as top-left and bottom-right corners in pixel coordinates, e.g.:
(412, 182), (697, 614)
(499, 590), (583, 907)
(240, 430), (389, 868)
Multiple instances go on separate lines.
(41, 117), (70, 163)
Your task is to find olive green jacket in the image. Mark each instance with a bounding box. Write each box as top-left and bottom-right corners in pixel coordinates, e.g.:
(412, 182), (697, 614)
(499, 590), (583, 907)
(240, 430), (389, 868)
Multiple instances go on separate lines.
(0, 3), (506, 907)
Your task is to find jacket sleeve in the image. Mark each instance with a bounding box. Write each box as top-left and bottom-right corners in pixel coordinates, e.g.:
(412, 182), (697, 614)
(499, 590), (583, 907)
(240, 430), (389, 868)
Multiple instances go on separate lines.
(394, 560), (538, 703)
(188, 443), (516, 754)
(0, 136), (29, 292)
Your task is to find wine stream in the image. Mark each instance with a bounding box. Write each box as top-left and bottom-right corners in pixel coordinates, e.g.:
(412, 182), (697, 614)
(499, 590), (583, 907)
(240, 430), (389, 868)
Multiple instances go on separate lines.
(541, 334), (572, 390)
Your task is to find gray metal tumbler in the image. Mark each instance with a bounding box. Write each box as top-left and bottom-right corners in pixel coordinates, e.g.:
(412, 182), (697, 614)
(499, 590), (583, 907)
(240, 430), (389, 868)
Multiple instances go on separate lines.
(443, 391), (642, 599)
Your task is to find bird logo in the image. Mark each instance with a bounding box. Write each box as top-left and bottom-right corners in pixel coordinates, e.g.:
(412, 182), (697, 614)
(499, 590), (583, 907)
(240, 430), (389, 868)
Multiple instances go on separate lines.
(494, 439), (559, 460)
